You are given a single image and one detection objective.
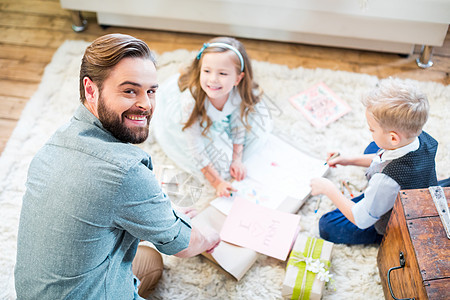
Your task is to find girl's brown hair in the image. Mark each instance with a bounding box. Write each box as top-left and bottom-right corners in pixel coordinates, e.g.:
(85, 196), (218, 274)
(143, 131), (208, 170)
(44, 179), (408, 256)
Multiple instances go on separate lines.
(179, 37), (261, 136)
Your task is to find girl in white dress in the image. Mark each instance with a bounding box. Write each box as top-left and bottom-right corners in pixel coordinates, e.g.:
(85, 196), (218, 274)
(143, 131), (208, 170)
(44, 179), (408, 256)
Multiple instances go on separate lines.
(153, 37), (272, 197)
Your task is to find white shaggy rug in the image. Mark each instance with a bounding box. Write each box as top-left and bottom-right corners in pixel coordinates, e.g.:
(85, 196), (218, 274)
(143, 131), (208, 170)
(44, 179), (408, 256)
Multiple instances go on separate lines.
(0, 40), (449, 300)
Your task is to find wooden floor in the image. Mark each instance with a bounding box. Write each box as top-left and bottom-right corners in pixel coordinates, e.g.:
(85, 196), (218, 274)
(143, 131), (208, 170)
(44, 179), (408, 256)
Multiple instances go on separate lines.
(1, 0), (449, 155)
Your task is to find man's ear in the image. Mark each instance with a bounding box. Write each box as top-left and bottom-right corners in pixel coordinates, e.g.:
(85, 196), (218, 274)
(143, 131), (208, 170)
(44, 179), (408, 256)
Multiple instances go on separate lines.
(83, 77), (100, 118)
(83, 77), (98, 104)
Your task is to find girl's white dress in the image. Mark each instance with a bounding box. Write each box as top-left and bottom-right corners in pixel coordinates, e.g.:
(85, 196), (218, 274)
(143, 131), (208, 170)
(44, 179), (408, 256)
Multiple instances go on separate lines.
(152, 74), (273, 178)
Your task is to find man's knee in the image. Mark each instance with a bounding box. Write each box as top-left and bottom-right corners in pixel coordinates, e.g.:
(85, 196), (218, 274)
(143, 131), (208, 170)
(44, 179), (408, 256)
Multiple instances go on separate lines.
(132, 245), (164, 298)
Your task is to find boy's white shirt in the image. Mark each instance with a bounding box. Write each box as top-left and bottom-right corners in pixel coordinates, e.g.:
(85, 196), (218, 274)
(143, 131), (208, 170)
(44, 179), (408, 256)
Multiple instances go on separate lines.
(375, 137), (420, 162)
(351, 137), (419, 229)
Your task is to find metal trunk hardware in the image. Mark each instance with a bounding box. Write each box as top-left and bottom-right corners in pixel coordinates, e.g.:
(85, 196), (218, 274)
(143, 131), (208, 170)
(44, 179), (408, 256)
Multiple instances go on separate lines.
(387, 252), (415, 300)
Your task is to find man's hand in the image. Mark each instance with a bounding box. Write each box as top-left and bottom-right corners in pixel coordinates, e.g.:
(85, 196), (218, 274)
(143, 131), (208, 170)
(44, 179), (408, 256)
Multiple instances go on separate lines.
(173, 205), (198, 218)
(204, 230), (221, 254)
(174, 226), (220, 258)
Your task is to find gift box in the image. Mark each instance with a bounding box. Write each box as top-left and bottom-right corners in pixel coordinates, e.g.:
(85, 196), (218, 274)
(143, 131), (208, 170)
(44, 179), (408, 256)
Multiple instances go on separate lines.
(282, 235), (333, 300)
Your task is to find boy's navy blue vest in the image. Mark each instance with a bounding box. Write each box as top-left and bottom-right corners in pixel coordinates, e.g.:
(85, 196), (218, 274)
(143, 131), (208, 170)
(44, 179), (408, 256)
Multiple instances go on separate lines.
(374, 131), (438, 234)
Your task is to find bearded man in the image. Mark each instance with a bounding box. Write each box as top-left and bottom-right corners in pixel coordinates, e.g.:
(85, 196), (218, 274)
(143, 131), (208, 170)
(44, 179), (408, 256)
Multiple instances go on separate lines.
(15, 34), (220, 300)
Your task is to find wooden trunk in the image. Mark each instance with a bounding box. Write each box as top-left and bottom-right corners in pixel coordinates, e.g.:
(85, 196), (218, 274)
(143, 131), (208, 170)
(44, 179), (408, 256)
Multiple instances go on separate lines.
(377, 188), (450, 300)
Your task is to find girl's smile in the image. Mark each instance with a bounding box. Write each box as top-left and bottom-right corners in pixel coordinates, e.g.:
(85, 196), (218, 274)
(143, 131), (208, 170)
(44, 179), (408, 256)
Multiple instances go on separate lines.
(200, 51), (243, 111)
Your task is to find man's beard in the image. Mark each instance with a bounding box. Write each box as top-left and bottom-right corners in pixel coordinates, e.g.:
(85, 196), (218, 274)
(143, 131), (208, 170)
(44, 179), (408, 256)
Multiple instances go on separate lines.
(97, 95), (150, 144)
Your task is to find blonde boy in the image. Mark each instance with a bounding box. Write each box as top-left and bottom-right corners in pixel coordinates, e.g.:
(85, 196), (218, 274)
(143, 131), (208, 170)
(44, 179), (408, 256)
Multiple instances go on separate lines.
(310, 78), (438, 244)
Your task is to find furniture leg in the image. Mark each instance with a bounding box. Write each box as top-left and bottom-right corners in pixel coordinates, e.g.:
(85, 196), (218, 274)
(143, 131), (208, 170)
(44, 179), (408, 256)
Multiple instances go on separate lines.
(70, 11), (87, 32)
(416, 45), (434, 68)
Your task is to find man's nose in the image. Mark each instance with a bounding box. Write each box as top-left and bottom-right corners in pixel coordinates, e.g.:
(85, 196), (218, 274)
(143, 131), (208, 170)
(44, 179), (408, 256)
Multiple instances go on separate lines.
(136, 94), (151, 111)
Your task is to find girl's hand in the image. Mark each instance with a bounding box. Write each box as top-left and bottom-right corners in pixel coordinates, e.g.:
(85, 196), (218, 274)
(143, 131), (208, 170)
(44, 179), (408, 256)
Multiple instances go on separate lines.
(310, 177), (336, 196)
(215, 180), (236, 197)
(230, 160), (247, 181)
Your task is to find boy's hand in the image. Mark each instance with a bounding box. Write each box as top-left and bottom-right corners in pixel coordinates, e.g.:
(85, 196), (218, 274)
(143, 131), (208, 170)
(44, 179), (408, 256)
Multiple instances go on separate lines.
(310, 177), (336, 196)
(326, 152), (350, 168)
(230, 160), (247, 181)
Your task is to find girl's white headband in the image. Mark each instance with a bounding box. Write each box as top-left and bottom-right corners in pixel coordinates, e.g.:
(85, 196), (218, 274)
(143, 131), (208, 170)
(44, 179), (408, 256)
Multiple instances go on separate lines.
(196, 42), (245, 72)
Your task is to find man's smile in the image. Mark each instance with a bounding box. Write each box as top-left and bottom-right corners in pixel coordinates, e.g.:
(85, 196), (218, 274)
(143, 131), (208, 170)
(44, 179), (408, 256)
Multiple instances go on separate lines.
(124, 114), (150, 126)
(126, 115), (147, 121)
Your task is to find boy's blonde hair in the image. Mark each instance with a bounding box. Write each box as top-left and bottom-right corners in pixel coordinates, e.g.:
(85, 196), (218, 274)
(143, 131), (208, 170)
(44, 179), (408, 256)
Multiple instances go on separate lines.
(362, 78), (429, 138)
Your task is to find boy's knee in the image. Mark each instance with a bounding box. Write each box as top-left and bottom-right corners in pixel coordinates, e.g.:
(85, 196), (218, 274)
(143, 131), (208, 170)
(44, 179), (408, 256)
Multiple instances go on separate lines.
(318, 214), (332, 241)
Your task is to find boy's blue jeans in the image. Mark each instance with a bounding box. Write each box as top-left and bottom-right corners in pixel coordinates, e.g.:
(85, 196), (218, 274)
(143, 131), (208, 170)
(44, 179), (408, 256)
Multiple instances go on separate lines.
(319, 194), (383, 244)
(318, 141), (384, 245)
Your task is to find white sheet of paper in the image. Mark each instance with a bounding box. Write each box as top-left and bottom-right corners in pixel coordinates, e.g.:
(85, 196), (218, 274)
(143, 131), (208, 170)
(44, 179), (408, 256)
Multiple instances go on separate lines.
(211, 177), (287, 215)
(211, 134), (328, 215)
(246, 134), (328, 198)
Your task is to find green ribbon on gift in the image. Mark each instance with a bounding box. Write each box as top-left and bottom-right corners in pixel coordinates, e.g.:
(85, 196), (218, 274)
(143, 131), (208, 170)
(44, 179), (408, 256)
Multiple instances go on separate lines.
(287, 237), (330, 300)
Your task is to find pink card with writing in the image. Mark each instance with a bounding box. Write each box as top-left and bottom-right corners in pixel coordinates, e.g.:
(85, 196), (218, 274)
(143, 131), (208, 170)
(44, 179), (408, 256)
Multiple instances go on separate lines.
(220, 197), (300, 261)
(289, 82), (351, 128)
